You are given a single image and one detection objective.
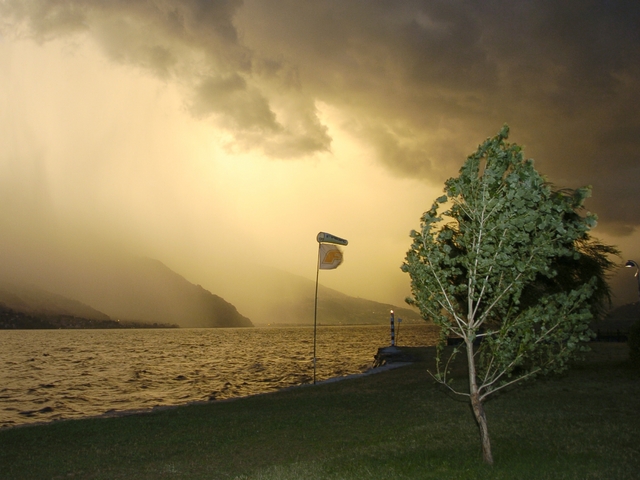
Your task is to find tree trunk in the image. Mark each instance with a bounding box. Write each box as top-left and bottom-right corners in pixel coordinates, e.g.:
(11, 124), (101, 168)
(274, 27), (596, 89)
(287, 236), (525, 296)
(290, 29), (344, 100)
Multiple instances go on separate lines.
(471, 390), (493, 465)
(466, 339), (494, 465)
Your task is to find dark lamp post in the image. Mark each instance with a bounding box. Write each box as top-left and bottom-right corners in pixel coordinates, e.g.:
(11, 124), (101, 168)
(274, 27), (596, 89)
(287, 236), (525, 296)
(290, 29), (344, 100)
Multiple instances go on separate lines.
(625, 260), (640, 303)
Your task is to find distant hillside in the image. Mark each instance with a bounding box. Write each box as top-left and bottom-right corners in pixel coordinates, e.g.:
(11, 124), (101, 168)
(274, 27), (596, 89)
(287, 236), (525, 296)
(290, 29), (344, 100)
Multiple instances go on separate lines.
(0, 305), (178, 329)
(0, 282), (177, 329)
(53, 257), (253, 328)
(1, 249), (423, 327)
(312, 285), (424, 326)
(201, 264), (424, 326)
(0, 257), (253, 329)
(0, 281), (111, 321)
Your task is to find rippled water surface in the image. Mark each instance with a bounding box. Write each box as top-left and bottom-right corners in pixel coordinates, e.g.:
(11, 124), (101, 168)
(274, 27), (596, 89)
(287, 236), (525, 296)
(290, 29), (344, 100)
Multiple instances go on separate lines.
(0, 324), (438, 428)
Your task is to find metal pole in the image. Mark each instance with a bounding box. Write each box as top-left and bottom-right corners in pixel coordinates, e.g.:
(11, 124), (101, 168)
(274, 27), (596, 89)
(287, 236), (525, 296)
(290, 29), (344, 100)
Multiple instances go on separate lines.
(390, 310), (395, 347)
(625, 260), (640, 303)
(313, 245), (320, 384)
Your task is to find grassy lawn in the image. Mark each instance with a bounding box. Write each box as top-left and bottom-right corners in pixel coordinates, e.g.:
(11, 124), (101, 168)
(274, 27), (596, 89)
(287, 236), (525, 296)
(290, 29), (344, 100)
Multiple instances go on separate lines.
(0, 343), (638, 479)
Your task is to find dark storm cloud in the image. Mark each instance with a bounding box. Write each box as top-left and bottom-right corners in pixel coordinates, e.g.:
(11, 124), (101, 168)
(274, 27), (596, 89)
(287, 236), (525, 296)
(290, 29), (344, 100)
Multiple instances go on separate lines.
(238, 0), (640, 232)
(191, 74), (280, 131)
(2, 0), (639, 231)
(0, 0), (331, 157)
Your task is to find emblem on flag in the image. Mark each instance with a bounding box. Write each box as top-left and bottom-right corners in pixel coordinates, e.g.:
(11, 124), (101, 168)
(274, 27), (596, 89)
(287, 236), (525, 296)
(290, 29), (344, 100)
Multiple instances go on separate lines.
(319, 243), (343, 269)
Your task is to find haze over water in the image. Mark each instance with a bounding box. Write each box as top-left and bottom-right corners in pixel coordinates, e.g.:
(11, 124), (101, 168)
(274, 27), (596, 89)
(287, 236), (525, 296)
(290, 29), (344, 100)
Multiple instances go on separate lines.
(0, 324), (438, 428)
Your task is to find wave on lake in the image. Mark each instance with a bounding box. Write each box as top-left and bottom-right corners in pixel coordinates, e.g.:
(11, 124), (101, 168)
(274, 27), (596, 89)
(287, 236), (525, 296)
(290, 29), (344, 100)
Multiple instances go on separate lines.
(0, 324), (438, 428)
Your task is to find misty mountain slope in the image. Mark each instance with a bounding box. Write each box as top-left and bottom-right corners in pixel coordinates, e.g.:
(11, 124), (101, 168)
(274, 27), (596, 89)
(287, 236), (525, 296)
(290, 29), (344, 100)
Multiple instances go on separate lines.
(57, 257), (254, 328)
(201, 264), (424, 326)
(0, 243), (417, 327)
(314, 286), (424, 325)
(0, 282), (111, 321)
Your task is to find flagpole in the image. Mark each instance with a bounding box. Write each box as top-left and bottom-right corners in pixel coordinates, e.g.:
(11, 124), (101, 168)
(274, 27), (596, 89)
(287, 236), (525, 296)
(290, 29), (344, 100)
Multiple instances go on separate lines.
(312, 232), (347, 386)
(313, 244), (321, 385)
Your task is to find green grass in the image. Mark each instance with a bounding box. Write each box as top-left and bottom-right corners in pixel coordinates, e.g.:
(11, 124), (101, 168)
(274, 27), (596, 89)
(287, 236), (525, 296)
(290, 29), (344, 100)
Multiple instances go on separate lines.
(0, 343), (638, 479)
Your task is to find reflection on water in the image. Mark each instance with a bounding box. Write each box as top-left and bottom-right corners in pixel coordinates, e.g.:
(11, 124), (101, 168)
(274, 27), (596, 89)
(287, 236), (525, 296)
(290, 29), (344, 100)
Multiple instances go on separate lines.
(0, 324), (438, 428)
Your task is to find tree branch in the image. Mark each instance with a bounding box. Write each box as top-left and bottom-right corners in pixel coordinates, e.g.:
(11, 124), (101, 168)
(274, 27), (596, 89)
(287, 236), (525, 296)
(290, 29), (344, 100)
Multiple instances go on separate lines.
(479, 367), (542, 401)
(428, 370), (470, 398)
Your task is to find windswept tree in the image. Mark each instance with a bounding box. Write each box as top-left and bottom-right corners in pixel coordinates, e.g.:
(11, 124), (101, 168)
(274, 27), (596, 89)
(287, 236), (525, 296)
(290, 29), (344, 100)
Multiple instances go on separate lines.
(402, 126), (617, 464)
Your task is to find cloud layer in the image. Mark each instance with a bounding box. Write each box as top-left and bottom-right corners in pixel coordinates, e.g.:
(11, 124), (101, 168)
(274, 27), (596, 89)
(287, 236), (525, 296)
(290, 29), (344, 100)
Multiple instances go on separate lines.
(3, 0), (639, 230)
(1, 0), (639, 306)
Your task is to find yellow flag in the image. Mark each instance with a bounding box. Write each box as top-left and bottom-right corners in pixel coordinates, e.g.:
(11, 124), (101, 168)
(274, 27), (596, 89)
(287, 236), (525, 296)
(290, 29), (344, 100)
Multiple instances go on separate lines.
(319, 244), (343, 269)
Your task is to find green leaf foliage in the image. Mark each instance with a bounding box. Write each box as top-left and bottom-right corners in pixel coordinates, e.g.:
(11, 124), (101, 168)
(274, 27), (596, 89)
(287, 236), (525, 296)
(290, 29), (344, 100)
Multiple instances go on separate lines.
(402, 125), (618, 398)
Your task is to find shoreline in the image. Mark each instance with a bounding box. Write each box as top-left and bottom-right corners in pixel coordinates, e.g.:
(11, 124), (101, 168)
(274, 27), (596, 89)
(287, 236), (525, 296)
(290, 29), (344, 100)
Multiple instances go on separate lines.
(1, 360), (414, 431)
(1, 342), (636, 479)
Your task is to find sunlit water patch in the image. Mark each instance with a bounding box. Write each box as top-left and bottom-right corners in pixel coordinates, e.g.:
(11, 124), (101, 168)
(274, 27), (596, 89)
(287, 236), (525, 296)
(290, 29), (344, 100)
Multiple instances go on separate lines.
(0, 324), (438, 428)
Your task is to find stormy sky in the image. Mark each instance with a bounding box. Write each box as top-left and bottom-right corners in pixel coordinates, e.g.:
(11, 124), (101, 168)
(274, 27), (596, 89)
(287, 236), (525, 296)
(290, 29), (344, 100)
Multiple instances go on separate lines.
(1, 0), (639, 309)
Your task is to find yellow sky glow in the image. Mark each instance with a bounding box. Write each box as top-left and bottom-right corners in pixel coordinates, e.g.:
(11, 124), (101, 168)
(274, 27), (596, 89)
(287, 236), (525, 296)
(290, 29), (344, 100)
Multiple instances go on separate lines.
(1, 38), (442, 308)
(1, 0), (639, 317)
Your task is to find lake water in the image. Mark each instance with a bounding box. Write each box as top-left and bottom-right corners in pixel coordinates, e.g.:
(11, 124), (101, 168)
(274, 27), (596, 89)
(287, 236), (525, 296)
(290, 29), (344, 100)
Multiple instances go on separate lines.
(0, 324), (438, 428)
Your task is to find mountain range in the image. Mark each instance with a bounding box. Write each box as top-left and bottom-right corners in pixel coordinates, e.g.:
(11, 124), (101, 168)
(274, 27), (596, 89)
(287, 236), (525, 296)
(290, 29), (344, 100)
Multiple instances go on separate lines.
(0, 256), (424, 328)
(196, 263), (424, 326)
(0, 257), (252, 329)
